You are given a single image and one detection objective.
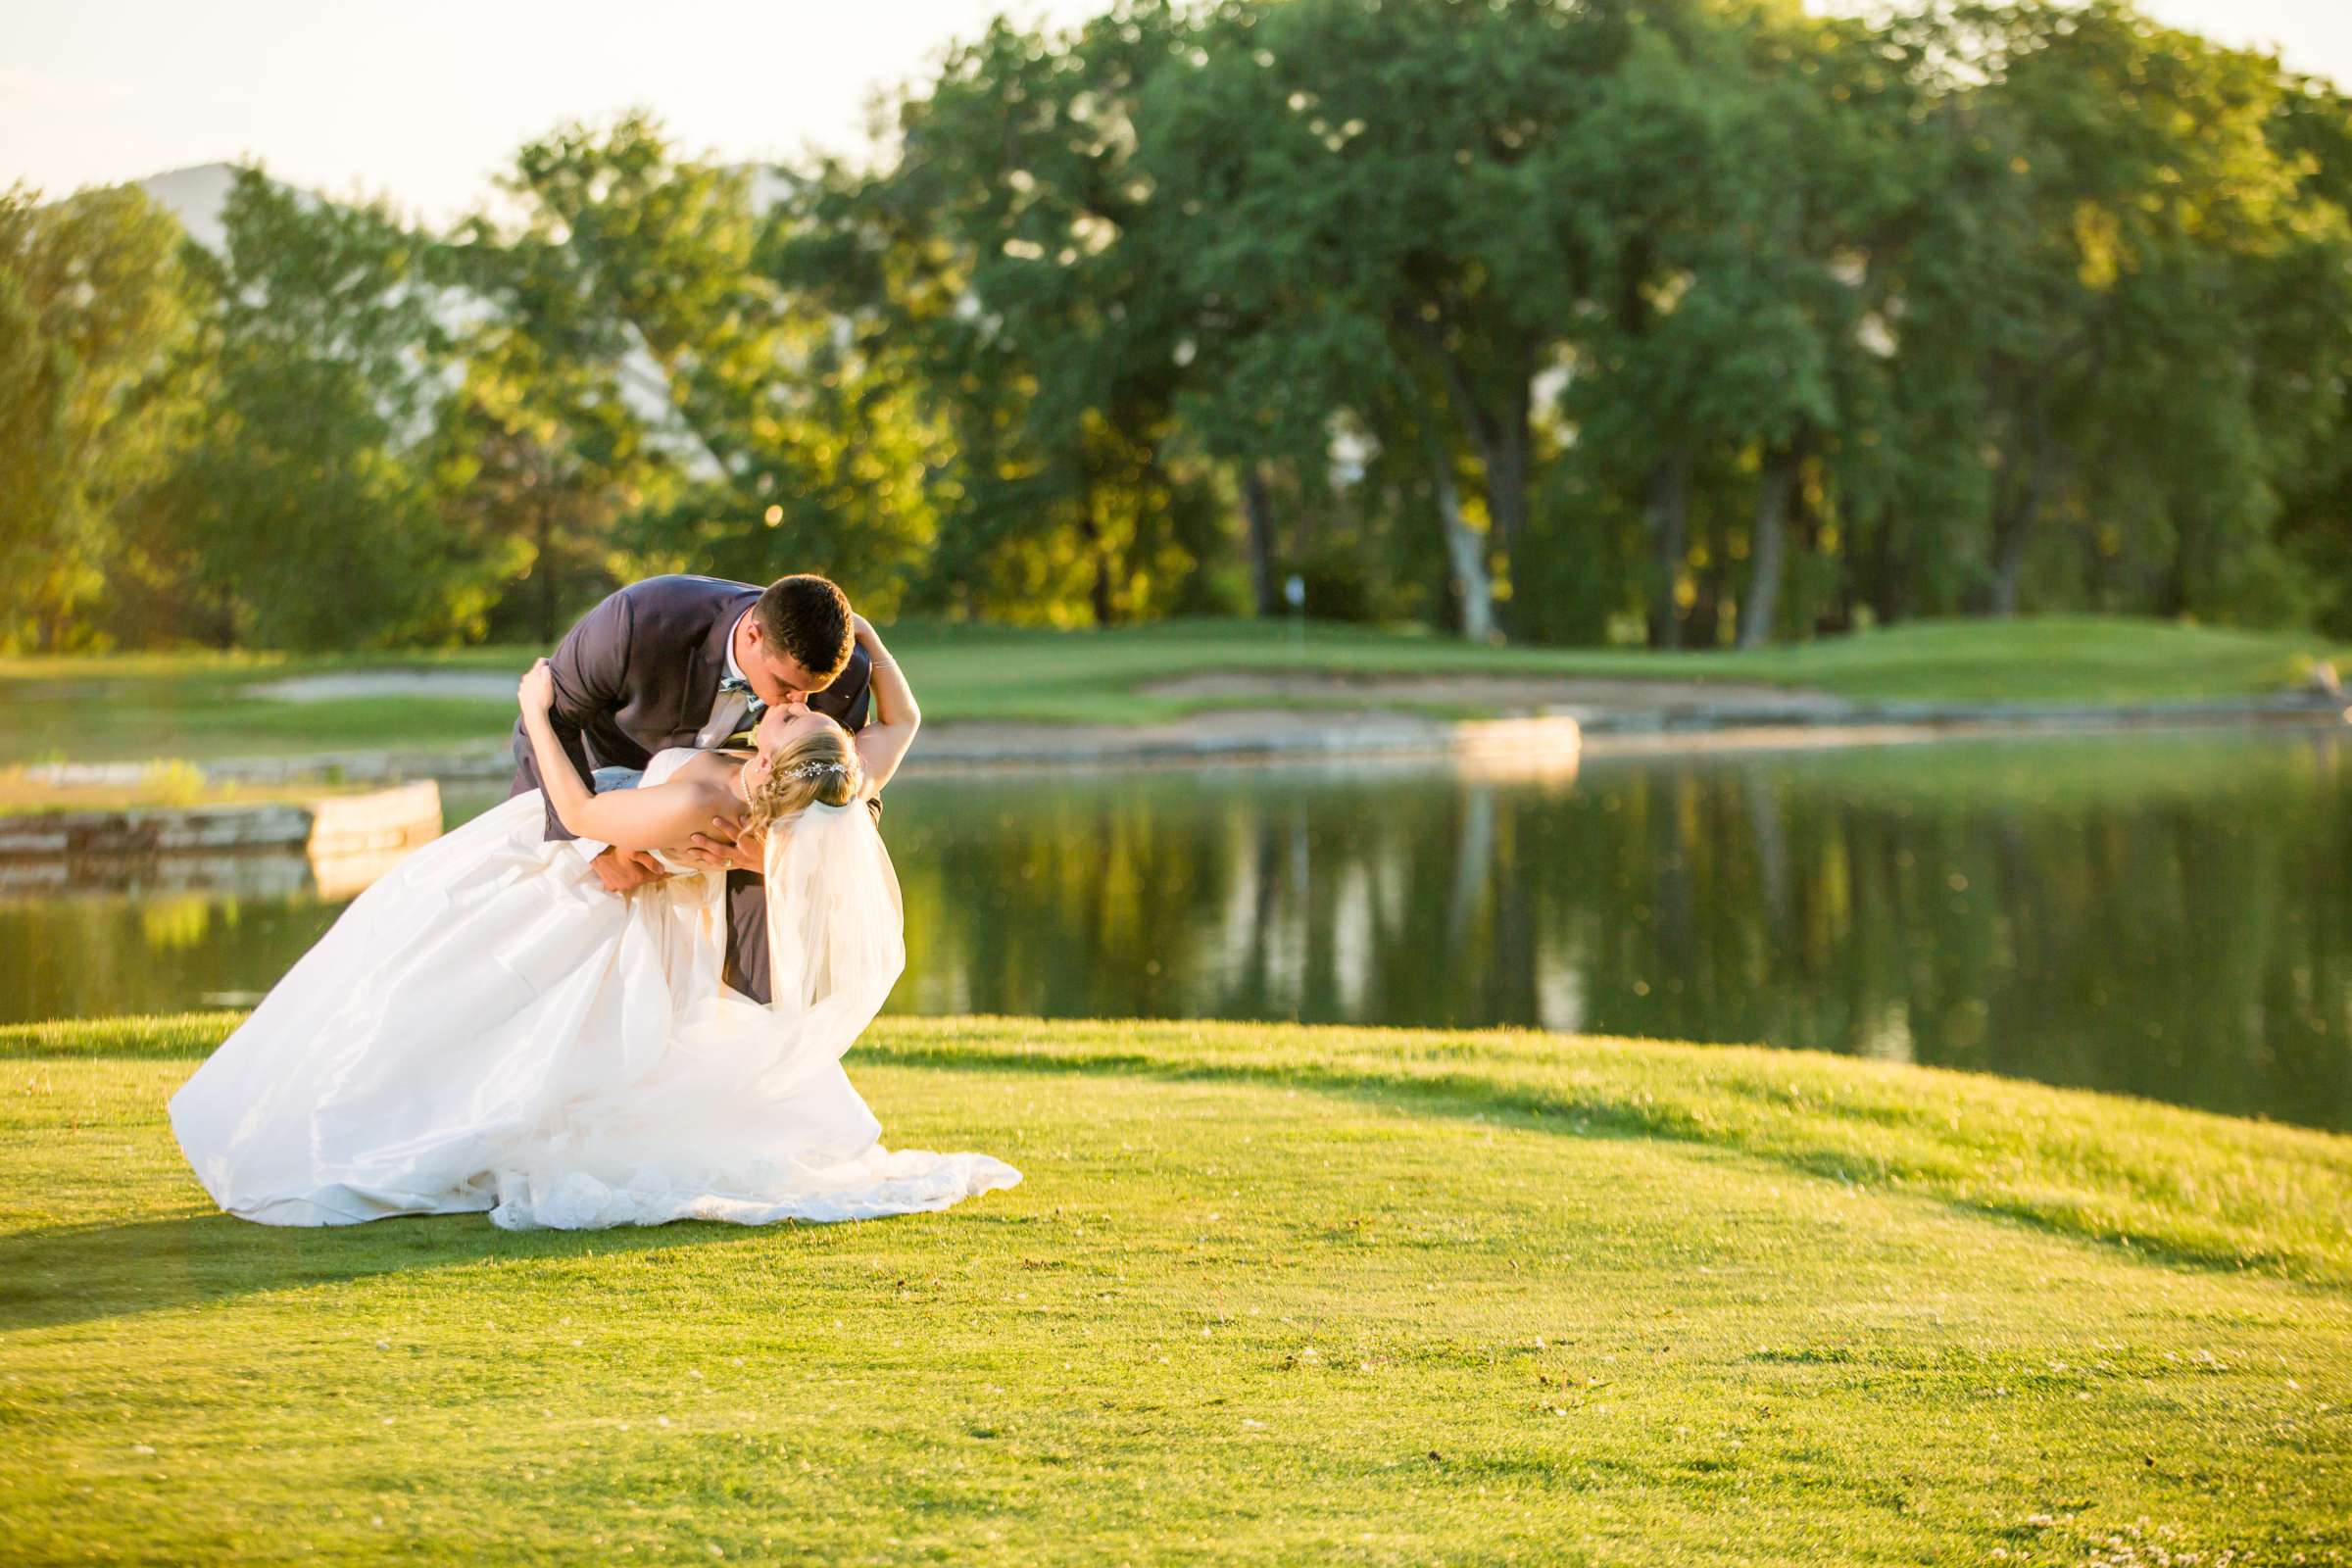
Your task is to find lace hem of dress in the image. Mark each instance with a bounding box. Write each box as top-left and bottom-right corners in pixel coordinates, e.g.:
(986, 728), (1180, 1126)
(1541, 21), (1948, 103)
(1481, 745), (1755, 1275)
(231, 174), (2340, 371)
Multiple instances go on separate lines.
(486, 1151), (1022, 1231)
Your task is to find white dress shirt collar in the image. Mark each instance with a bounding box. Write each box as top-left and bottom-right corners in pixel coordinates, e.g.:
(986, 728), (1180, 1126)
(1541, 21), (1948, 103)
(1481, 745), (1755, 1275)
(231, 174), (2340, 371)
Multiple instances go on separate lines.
(723, 611), (749, 685)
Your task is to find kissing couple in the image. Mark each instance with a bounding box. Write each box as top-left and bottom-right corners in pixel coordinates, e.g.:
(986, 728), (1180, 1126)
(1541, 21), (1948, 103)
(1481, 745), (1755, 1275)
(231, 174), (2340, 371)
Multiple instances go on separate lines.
(170, 572), (1020, 1230)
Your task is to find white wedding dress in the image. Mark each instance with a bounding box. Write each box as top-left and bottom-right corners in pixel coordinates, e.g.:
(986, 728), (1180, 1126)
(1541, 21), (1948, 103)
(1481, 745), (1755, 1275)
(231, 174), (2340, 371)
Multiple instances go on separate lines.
(170, 748), (1020, 1230)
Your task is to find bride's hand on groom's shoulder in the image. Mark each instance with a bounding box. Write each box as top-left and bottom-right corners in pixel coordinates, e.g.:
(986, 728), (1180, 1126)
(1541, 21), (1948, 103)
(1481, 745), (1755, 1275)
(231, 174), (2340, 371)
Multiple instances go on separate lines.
(517, 659), (557, 717)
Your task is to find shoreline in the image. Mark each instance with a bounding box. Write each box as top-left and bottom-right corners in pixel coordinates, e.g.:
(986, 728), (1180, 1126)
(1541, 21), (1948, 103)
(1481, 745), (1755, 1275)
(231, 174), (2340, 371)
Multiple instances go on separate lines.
(13, 687), (2347, 792)
(2, 692), (2342, 867)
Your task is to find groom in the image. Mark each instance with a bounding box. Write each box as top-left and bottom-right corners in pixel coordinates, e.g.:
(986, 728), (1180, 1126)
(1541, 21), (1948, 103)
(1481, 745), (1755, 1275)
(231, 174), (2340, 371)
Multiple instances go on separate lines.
(507, 572), (872, 1004)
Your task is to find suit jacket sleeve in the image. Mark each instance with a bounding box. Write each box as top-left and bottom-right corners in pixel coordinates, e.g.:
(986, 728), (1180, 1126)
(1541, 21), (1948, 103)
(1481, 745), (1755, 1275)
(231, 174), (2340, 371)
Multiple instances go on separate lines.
(814, 643), (874, 734)
(804, 644), (880, 821)
(513, 588), (635, 845)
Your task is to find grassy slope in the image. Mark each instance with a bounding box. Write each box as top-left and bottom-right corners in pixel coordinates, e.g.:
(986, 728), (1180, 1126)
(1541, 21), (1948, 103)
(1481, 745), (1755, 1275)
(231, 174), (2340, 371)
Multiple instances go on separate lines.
(3, 615), (2344, 764)
(2, 1013), (2347, 1565)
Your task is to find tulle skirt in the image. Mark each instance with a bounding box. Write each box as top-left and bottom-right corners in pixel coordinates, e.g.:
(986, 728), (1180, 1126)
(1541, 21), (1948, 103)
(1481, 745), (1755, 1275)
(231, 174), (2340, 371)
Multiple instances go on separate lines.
(168, 778), (1018, 1230)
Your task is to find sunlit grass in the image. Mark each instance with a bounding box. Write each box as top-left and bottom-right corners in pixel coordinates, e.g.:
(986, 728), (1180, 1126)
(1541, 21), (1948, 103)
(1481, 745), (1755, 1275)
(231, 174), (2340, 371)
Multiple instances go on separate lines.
(1581, 723), (2352, 814)
(2, 615), (2344, 764)
(2, 1012), (2348, 1563)
(894, 614), (2351, 718)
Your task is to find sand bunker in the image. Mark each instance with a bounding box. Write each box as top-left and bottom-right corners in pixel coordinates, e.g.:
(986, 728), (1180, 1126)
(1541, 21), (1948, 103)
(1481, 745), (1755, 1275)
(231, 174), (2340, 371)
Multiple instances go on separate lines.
(1139, 671), (1848, 714)
(249, 672), (516, 703)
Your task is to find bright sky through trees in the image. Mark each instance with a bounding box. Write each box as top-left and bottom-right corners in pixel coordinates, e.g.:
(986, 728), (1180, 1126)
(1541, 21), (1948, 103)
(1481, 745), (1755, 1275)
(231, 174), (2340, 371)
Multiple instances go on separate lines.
(1, 1), (1106, 219)
(4, 0), (2347, 218)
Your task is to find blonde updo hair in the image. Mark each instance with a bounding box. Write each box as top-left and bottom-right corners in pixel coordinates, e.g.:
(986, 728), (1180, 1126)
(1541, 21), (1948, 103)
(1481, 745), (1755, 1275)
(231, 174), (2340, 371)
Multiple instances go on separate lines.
(744, 721), (864, 838)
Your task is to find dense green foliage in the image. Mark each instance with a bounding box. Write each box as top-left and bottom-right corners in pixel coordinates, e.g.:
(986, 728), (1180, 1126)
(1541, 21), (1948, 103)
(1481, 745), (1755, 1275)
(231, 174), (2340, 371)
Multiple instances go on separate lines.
(6, 0), (2351, 654)
(2, 1013), (2346, 1562)
(0, 184), (193, 650)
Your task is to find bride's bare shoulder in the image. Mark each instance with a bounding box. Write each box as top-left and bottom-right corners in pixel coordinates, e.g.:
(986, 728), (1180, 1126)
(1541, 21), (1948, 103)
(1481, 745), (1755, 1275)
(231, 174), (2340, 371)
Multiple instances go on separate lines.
(662, 748), (740, 778)
(658, 751), (740, 798)
(658, 751), (752, 816)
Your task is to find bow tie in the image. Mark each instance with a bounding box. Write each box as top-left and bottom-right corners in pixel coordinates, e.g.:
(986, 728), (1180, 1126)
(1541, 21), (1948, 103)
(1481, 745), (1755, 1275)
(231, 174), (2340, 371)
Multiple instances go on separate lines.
(720, 674), (766, 712)
(695, 673), (767, 750)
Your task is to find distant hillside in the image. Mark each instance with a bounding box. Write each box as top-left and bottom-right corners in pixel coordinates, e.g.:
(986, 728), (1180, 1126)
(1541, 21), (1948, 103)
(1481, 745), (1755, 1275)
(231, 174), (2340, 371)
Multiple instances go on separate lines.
(128, 160), (791, 256)
(132, 163), (244, 251)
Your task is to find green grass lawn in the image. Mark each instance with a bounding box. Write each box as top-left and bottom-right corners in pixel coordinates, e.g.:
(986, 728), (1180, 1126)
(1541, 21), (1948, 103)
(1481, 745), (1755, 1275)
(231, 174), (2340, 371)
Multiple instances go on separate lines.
(2, 615), (2344, 766)
(3, 1012), (2347, 1564)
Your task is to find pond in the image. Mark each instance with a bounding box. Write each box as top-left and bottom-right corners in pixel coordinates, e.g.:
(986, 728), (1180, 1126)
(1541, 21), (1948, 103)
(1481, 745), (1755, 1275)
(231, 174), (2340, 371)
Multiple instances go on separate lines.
(5, 728), (2349, 1130)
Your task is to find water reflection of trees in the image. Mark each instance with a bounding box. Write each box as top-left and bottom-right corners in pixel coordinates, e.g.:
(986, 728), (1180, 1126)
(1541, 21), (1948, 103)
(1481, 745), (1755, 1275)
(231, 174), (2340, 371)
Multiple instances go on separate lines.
(885, 740), (2352, 1129)
(0, 892), (339, 1021)
(8, 739), (2346, 1129)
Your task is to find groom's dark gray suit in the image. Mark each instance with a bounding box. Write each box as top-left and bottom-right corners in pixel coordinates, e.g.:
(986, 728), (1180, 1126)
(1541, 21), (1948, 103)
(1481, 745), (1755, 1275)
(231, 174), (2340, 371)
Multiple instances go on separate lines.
(506, 573), (873, 1004)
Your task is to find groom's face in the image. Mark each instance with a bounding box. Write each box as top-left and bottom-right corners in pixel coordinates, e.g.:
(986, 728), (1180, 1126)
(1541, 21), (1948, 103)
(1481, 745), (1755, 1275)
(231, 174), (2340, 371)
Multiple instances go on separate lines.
(739, 620), (835, 708)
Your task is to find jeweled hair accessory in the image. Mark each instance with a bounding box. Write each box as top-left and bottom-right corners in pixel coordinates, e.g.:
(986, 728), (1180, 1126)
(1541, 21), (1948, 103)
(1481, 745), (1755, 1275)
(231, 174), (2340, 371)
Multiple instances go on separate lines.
(784, 760), (851, 780)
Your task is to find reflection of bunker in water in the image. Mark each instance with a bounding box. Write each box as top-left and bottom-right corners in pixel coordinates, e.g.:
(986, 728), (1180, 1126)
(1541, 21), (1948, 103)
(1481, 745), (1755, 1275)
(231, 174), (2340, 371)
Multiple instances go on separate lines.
(0, 781), (442, 902)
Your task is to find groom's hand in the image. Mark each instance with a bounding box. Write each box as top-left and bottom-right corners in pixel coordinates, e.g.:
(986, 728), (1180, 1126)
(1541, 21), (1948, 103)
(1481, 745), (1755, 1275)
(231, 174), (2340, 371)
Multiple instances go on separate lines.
(589, 846), (668, 894)
(678, 812), (763, 874)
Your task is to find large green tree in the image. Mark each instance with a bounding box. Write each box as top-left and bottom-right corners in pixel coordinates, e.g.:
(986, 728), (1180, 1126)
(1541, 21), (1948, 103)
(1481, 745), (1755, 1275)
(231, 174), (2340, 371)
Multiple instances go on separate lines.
(2262, 69), (2352, 634)
(0, 183), (195, 651)
(144, 171), (465, 649)
(790, 4), (1224, 626)
(1917, 1), (2344, 618)
(439, 122), (686, 644)
(1151, 0), (1660, 641)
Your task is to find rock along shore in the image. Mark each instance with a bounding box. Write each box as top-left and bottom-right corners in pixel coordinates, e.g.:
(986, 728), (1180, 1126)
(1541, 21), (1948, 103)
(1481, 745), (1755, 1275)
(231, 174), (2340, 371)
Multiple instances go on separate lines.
(0, 782), (442, 887)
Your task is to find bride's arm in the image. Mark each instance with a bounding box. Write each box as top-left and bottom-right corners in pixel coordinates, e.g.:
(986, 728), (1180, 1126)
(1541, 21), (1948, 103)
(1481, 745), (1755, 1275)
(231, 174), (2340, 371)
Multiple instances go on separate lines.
(517, 661), (714, 856)
(851, 615), (920, 794)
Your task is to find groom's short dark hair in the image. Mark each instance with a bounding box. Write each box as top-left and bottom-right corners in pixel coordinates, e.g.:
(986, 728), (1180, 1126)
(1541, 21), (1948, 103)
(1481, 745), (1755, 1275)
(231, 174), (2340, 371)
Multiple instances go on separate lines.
(756, 574), (854, 681)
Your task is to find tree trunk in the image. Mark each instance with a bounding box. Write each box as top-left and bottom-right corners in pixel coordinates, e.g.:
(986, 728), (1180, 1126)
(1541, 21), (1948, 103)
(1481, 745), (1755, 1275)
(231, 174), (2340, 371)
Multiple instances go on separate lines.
(1698, 508), (1737, 649)
(1644, 450), (1692, 649)
(1242, 464), (1279, 617)
(1739, 442), (1802, 651)
(535, 491), (561, 646)
(1431, 450), (1498, 643)
(1075, 451), (1113, 626)
(1984, 409), (2058, 617)
(1868, 510), (1907, 627)
(1487, 372), (1532, 571)
(1986, 519), (2031, 616)
(1427, 336), (1534, 639)
(1985, 462), (2052, 616)
(2152, 553), (2190, 619)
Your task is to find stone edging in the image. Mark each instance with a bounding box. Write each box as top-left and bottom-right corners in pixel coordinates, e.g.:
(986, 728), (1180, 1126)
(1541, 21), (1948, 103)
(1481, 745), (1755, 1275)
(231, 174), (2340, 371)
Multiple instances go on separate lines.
(0, 781), (442, 862)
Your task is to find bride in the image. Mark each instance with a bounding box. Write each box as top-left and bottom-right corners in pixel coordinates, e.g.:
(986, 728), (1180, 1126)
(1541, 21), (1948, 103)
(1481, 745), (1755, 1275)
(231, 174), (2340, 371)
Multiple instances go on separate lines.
(169, 618), (1019, 1231)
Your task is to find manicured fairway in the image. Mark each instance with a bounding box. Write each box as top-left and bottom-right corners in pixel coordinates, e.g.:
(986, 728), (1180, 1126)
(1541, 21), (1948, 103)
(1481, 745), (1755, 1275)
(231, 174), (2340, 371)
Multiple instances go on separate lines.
(2, 1014), (2347, 1564)
(5, 615), (2343, 764)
